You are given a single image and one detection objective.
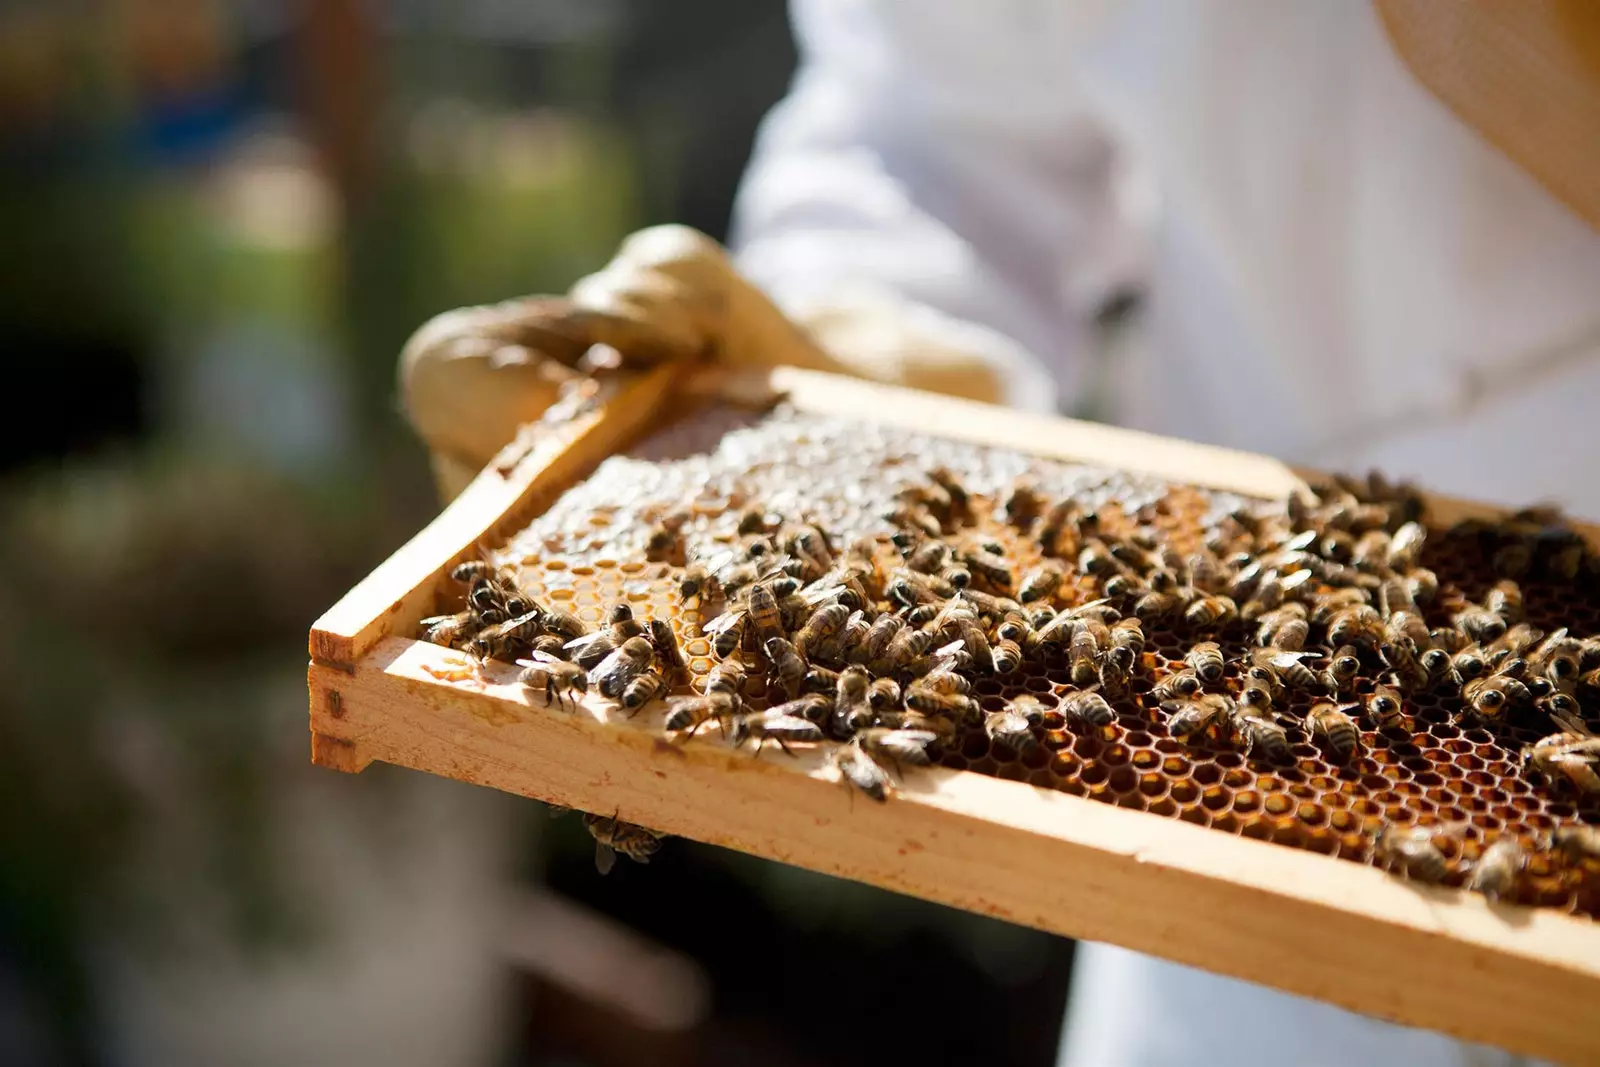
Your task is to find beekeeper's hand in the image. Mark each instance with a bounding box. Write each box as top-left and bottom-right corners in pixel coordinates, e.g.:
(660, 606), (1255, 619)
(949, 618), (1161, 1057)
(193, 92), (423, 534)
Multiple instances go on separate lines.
(399, 225), (1008, 496)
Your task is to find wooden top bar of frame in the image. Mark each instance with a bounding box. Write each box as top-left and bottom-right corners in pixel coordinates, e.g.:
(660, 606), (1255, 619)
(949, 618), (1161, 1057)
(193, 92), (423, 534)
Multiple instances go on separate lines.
(309, 363), (1600, 1065)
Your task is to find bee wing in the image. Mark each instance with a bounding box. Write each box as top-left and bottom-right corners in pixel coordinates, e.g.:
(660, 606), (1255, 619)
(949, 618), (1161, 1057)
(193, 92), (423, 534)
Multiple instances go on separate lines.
(1267, 650), (1315, 668)
(760, 713), (824, 738)
(933, 639), (966, 659)
(1282, 529), (1319, 552)
(563, 632), (612, 653)
(520, 649), (567, 666)
(701, 609), (748, 636)
(1066, 598), (1112, 617)
(593, 841), (617, 876)
(1279, 568), (1316, 592)
(799, 581), (847, 606)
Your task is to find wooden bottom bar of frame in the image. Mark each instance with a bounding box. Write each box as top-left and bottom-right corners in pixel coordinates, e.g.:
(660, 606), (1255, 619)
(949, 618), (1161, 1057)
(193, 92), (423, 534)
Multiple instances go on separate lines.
(309, 636), (1600, 1066)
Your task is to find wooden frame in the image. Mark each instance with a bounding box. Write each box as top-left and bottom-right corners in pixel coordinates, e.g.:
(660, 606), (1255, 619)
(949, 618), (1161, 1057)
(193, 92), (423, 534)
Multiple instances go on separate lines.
(309, 365), (1600, 1065)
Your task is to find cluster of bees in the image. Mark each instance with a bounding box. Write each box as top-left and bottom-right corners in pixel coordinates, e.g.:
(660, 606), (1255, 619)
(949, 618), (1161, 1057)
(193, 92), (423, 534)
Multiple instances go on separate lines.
(425, 465), (1600, 897)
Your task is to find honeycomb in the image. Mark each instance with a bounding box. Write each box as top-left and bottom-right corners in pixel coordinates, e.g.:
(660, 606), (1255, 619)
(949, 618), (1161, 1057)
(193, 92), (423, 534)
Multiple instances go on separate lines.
(445, 402), (1600, 913)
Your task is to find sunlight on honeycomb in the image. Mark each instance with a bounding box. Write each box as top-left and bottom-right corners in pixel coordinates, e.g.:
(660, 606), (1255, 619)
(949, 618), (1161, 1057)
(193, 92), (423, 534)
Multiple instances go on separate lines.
(450, 401), (1600, 917)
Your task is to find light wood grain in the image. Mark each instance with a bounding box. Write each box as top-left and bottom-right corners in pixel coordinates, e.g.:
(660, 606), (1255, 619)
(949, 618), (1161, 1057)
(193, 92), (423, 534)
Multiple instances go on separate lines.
(308, 364), (685, 668)
(310, 637), (1600, 1065)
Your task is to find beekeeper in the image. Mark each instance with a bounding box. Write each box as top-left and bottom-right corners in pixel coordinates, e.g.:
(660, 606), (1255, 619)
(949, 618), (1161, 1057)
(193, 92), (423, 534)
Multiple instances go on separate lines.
(401, 3), (1600, 1064)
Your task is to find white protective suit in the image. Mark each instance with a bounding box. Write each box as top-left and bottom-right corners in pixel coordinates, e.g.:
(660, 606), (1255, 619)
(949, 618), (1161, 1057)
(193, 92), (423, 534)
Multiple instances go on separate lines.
(730, 2), (1600, 1065)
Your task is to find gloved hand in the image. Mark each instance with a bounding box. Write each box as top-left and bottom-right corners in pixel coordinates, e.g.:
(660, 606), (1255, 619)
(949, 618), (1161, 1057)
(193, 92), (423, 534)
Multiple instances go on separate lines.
(400, 225), (1009, 496)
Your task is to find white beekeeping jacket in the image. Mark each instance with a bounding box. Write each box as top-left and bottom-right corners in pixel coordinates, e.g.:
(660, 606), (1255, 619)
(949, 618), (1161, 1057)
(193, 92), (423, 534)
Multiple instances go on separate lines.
(732, 0), (1600, 513)
(731, 3), (1598, 1065)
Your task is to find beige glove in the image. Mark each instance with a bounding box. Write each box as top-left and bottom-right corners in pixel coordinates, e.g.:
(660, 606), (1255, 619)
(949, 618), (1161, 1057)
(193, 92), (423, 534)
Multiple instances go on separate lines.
(400, 225), (1008, 496)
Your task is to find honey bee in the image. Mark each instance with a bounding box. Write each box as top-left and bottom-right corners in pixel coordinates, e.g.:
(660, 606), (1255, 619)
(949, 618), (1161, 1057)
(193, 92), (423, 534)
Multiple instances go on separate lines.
(1163, 693), (1235, 742)
(422, 610), (478, 647)
(1099, 645), (1136, 699)
(1461, 673), (1531, 724)
(1237, 677), (1277, 714)
(935, 601), (993, 668)
(648, 619), (686, 680)
(874, 628), (934, 677)
(833, 665), (874, 736)
(1447, 644), (1487, 687)
(591, 636), (655, 699)
(704, 659), (748, 697)
(764, 694), (834, 726)
(465, 610), (544, 662)
(1387, 521), (1427, 570)
(867, 676), (902, 711)
(645, 523), (680, 562)
(802, 665), (841, 696)
(1530, 628), (1583, 688)
(791, 602), (849, 662)
(1003, 479), (1044, 528)
(1110, 617), (1145, 658)
(1328, 604), (1384, 651)
(852, 614), (905, 665)
(984, 705), (1040, 752)
(1254, 648), (1319, 692)
(735, 507), (769, 535)
(1059, 687), (1116, 729)
(926, 466), (970, 516)
(704, 608), (749, 659)
(1133, 589), (1184, 622)
(1484, 579), (1524, 624)
(763, 636), (807, 699)
(904, 684), (980, 724)
(1036, 498), (1080, 554)
(1239, 574), (1285, 623)
(1552, 825), (1600, 863)
(1321, 644), (1362, 694)
(734, 708), (825, 756)
(1307, 701), (1361, 764)
(1366, 683), (1406, 731)
(1453, 604), (1508, 645)
(566, 604), (641, 668)
(1151, 668), (1203, 701)
(530, 633), (569, 657)
(663, 691), (740, 739)
(1466, 835), (1527, 902)
(1351, 529), (1392, 572)
(990, 638), (1024, 674)
(830, 740), (891, 802)
(678, 564), (719, 603)
(517, 651), (588, 709)
(1184, 642), (1226, 684)
(582, 812), (663, 875)
(1256, 604), (1310, 651)
(1379, 634), (1429, 692)
(856, 727), (938, 775)
(917, 666), (972, 696)
(620, 667), (665, 713)
(538, 607), (587, 642)
(960, 548), (1012, 590)
(1018, 563), (1063, 603)
(450, 559), (493, 584)
(1537, 691), (1584, 723)
(746, 581), (786, 648)
(1235, 712), (1292, 764)
(1487, 622), (1544, 661)
(1521, 731), (1600, 794)
(1372, 824), (1448, 884)
(1406, 567), (1440, 606)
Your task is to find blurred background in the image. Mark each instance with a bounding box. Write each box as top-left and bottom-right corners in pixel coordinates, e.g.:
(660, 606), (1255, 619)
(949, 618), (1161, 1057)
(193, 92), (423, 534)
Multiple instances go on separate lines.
(0, 2), (1076, 1064)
